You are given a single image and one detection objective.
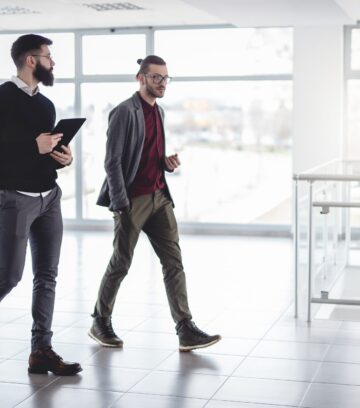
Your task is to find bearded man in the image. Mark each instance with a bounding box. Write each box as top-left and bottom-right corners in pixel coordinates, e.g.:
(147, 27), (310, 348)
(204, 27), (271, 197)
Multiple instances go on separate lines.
(90, 55), (221, 352)
(0, 34), (82, 376)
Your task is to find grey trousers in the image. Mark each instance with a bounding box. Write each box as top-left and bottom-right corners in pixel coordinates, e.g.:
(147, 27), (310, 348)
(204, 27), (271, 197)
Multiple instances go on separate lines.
(94, 190), (192, 323)
(0, 186), (63, 351)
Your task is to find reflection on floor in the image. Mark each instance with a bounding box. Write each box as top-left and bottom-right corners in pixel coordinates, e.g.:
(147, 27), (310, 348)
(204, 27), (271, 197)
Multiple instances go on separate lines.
(1, 231), (360, 407)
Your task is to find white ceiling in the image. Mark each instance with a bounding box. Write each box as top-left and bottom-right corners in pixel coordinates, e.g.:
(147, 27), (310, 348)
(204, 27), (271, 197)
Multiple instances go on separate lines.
(0, 0), (223, 31)
(0, 0), (359, 32)
(183, 0), (360, 27)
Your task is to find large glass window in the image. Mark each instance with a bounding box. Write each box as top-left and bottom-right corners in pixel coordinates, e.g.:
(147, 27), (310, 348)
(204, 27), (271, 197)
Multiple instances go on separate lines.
(347, 28), (360, 162)
(163, 80), (292, 224)
(351, 28), (360, 70)
(154, 27), (293, 225)
(41, 32), (75, 78)
(347, 79), (360, 160)
(82, 34), (146, 75)
(0, 34), (20, 78)
(346, 28), (360, 228)
(0, 27), (293, 228)
(0, 32), (74, 79)
(155, 28), (292, 76)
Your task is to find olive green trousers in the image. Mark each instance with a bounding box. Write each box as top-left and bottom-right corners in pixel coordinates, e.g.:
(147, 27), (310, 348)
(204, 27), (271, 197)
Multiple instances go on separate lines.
(94, 190), (192, 323)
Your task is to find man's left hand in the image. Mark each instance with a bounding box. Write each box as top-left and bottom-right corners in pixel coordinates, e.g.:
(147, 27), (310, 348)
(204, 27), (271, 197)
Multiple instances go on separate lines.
(164, 154), (180, 171)
(50, 145), (73, 166)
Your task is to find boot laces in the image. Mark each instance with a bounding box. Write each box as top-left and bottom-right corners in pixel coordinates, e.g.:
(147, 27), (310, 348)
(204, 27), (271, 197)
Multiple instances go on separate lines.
(189, 321), (209, 338)
(44, 347), (62, 361)
(99, 317), (117, 337)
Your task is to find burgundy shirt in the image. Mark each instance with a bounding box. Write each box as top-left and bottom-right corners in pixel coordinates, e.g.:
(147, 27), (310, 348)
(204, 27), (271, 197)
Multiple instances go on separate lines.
(130, 94), (165, 198)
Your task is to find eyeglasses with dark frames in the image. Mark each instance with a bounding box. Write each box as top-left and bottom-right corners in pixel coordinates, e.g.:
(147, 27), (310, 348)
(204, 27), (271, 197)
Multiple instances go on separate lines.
(31, 54), (54, 62)
(144, 73), (172, 84)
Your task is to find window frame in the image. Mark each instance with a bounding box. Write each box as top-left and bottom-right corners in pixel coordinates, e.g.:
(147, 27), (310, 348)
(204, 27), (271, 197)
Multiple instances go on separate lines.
(0, 25), (293, 234)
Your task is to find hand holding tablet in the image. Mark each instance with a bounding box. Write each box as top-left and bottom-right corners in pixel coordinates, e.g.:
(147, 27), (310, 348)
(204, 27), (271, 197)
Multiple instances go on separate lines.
(51, 118), (86, 152)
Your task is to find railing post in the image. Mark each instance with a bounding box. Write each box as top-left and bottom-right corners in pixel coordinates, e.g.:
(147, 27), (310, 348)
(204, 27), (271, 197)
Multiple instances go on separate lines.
(307, 181), (314, 323)
(293, 177), (299, 318)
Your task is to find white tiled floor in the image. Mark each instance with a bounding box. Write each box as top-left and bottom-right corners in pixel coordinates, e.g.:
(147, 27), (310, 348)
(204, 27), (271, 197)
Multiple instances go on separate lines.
(1, 230), (360, 407)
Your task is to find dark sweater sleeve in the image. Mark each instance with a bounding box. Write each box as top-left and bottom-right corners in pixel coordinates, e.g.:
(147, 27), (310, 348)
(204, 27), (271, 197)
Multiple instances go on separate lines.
(0, 87), (39, 160)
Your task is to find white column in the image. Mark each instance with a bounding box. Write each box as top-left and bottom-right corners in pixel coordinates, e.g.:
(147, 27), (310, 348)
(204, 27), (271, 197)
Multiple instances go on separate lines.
(293, 25), (344, 174)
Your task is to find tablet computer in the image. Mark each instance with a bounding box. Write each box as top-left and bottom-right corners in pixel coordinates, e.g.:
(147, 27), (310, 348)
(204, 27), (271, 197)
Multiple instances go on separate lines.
(51, 118), (86, 152)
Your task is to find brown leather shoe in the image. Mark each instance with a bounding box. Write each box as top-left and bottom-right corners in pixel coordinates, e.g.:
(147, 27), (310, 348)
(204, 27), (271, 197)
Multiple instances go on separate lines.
(28, 347), (82, 376)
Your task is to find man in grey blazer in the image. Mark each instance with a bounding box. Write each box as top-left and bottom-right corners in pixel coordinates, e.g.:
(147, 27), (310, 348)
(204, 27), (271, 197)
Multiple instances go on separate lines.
(89, 55), (221, 351)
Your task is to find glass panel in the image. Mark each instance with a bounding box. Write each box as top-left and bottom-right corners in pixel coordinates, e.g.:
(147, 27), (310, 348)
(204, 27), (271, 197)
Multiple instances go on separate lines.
(39, 32), (75, 78)
(155, 28), (293, 76)
(41, 83), (76, 219)
(81, 82), (136, 219)
(347, 80), (360, 160)
(82, 34), (146, 75)
(351, 28), (360, 70)
(41, 83), (75, 119)
(346, 79), (360, 227)
(162, 80), (292, 224)
(0, 32), (74, 79)
(0, 33), (22, 78)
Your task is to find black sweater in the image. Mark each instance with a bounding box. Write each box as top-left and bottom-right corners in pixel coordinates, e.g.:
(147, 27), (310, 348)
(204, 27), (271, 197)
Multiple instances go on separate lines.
(0, 81), (61, 192)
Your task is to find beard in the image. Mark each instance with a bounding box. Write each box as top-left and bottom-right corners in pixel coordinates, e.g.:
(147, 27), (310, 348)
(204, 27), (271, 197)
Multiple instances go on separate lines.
(33, 62), (54, 86)
(145, 80), (165, 99)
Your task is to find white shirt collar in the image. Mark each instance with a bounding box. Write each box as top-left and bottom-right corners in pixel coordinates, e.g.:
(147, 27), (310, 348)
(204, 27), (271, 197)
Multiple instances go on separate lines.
(11, 75), (39, 96)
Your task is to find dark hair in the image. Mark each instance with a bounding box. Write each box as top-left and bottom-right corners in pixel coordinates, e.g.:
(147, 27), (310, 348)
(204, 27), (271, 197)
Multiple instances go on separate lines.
(136, 55), (166, 76)
(11, 34), (52, 69)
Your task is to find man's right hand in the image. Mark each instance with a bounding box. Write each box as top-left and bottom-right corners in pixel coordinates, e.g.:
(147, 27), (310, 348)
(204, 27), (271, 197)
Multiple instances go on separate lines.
(115, 206), (127, 215)
(36, 132), (63, 154)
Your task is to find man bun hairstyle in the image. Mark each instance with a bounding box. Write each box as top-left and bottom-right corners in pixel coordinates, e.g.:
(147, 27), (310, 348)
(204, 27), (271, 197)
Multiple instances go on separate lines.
(136, 55), (166, 77)
(11, 33), (52, 69)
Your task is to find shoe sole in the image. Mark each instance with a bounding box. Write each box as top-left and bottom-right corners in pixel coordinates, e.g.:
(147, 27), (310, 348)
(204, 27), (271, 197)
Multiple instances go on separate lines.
(28, 366), (83, 376)
(88, 331), (123, 348)
(179, 336), (221, 352)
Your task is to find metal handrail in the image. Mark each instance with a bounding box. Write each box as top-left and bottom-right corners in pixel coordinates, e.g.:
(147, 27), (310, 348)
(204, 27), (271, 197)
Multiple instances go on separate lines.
(295, 174), (360, 182)
(293, 158), (360, 321)
(293, 159), (360, 182)
(313, 201), (360, 208)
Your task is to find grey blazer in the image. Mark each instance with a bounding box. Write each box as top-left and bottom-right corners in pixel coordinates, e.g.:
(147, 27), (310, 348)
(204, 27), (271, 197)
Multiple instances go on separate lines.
(97, 92), (172, 211)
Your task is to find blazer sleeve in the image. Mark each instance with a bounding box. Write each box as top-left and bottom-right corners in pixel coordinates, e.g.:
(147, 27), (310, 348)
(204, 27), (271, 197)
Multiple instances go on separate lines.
(104, 105), (130, 211)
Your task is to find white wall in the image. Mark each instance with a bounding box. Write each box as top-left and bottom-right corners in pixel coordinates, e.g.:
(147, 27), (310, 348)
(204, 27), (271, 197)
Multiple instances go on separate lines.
(293, 25), (344, 174)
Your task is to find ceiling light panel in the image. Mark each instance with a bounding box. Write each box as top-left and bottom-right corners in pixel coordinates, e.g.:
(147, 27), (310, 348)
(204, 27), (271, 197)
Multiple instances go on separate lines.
(82, 2), (144, 11)
(0, 5), (39, 15)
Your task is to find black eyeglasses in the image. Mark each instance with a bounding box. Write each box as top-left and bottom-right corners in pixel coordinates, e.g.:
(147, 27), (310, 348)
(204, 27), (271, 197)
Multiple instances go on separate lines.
(144, 73), (172, 84)
(31, 54), (54, 62)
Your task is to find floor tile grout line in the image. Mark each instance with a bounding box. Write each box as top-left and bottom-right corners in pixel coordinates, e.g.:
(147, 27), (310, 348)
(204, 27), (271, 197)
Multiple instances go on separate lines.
(11, 376), (62, 408)
(202, 300), (309, 407)
(122, 348), (182, 395)
(220, 299), (295, 377)
(204, 398), (299, 408)
(297, 314), (340, 408)
(114, 389), (210, 403)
